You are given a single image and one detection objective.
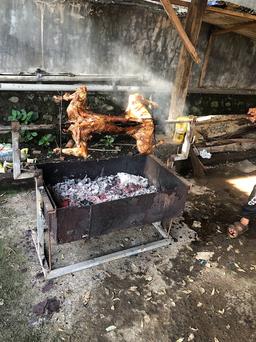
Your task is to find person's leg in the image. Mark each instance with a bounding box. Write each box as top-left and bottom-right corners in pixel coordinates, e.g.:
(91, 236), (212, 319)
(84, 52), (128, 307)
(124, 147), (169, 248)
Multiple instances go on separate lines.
(228, 185), (256, 238)
(241, 185), (256, 222)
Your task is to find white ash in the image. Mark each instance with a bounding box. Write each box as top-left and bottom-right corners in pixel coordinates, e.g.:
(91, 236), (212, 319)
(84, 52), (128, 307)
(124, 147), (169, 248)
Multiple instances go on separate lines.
(51, 172), (157, 207)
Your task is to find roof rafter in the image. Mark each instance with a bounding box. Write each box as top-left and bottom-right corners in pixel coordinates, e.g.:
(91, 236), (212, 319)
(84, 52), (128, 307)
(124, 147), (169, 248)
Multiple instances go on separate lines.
(213, 19), (256, 35)
(160, 0), (201, 64)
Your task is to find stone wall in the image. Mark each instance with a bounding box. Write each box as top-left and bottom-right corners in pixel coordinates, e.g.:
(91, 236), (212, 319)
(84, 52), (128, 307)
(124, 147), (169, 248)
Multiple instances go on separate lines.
(1, 0), (256, 89)
(0, 0), (181, 81)
(187, 94), (256, 116)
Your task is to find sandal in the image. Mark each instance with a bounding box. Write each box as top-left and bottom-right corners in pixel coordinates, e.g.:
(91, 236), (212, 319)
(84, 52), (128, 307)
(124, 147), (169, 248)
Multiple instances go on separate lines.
(227, 221), (249, 238)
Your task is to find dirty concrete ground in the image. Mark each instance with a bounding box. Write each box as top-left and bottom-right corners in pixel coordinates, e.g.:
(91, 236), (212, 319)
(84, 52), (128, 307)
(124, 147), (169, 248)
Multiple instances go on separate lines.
(0, 162), (256, 342)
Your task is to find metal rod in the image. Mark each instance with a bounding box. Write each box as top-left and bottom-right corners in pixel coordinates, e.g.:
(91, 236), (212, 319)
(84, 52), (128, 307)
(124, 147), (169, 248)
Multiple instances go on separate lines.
(0, 116), (248, 135)
(188, 87), (256, 95)
(47, 238), (171, 280)
(1, 83), (254, 95)
(166, 114), (247, 124)
(0, 82), (170, 93)
(167, 219), (173, 236)
(0, 74), (144, 83)
(152, 221), (171, 239)
(11, 122), (21, 180)
(0, 83), (153, 92)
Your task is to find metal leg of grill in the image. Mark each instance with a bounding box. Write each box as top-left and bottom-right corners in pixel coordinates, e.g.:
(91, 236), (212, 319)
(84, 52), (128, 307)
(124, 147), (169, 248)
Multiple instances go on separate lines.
(33, 218), (172, 280)
(31, 181), (50, 277)
(152, 221), (172, 239)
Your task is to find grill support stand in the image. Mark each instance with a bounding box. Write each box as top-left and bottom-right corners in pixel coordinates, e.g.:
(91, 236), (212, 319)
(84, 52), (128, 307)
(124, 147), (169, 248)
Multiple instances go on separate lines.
(31, 181), (50, 277)
(32, 186), (173, 279)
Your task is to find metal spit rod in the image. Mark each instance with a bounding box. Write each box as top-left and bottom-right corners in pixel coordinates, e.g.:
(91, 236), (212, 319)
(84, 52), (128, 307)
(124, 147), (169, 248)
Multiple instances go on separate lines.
(0, 83), (162, 92)
(166, 114), (248, 125)
(0, 74), (146, 83)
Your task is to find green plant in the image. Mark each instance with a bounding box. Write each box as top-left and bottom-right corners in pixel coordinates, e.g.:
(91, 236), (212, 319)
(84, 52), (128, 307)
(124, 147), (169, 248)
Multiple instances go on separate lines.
(47, 151), (54, 157)
(21, 131), (38, 143)
(99, 135), (115, 148)
(8, 109), (39, 124)
(38, 134), (55, 147)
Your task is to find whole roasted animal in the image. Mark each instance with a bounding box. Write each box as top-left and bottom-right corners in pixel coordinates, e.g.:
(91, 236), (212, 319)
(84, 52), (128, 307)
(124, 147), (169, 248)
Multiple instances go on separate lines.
(53, 86), (158, 158)
(247, 107), (256, 123)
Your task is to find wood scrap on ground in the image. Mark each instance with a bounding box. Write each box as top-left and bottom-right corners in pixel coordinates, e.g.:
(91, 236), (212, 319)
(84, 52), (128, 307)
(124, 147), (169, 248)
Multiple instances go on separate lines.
(198, 139), (256, 153)
(236, 160), (256, 174)
(193, 110), (256, 157)
(189, 146), (206, 178)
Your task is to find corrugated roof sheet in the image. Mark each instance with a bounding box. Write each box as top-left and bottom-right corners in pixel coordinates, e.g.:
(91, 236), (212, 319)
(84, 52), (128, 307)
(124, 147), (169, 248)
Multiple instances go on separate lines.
(226, 0), (256, 10)
(187, 0), (256, 9)
(86, 0), (256, 15)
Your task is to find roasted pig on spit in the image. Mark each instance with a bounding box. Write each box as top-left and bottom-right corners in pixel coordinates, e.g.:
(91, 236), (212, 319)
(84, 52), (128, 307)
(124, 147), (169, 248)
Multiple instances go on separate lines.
(247, 107), (256, 123)
(53, 86), (157, 158)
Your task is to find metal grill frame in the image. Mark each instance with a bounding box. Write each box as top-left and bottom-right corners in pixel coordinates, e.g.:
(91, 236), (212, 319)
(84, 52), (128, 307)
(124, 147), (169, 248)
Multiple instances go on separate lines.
(32, 155), (189, 279)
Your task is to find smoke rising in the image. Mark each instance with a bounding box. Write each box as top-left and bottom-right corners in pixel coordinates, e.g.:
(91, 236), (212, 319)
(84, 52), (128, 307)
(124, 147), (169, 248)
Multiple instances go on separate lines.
(109, 43), (174, 133)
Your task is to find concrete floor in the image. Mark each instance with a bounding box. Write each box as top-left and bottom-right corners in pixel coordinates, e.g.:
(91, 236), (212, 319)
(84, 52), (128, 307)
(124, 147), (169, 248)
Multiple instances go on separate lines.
(0, 162), (256, 342)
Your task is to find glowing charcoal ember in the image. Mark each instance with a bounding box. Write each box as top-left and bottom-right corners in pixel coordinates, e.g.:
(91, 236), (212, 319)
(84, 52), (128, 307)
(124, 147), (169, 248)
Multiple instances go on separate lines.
(52, 173), (157, 207)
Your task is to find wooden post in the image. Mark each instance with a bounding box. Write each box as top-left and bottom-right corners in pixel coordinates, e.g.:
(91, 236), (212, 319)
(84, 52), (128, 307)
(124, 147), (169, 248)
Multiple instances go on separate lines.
(160, 0), (200, 64)
(168, 0), (207, 121)
(198, 31), (215, 88)
(11, 121), (21, 180)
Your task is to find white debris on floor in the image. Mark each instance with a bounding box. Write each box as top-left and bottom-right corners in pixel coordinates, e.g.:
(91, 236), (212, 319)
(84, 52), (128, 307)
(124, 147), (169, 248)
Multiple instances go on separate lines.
(195, 251), (214, 262)
(236, 159), (256, 174)
(51, 172), (157, 207)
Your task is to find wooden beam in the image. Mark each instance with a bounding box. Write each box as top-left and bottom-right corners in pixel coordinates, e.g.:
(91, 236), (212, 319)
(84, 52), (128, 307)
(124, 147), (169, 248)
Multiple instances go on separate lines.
(188, 88), (256, 95)
(168, 0), (190, 7)
(168, 0), (207, 121)
(143, 0), (190, 9)
(198, 139), (256, 153)
(198, 32), (215, 87)
(160, 0), (200, 64)
(199, 20), (256, 88)
(0, 123), (56, 133)
(166, 114), (248, 124)
(189, 146), (206, 178)
(206, 6), (256, 21)
(213, 21), (256, 36)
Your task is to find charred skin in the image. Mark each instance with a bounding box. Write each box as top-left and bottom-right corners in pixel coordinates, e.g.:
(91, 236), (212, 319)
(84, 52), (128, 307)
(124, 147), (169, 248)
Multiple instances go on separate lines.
(124, 93), (157, 155)
(248, 107), (256, 123)
(129, 120), (154, 154)
(54, 86), (156, 158)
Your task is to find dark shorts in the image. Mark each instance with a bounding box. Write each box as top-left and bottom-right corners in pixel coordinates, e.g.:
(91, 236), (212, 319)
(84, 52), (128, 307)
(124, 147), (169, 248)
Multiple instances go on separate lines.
(241, 185), (256, 220)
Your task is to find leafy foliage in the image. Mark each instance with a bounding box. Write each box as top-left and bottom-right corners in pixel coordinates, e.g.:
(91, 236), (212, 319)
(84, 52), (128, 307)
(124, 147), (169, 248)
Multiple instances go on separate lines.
(22, 131), (38, 143)
(8, 109), (39, 125)
(38, 134), (55, 147)
(99, 135), (115, 148)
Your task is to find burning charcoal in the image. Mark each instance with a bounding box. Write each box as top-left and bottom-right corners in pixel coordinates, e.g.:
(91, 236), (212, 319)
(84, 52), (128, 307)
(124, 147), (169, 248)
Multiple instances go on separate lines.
(52, 172), (157, 207)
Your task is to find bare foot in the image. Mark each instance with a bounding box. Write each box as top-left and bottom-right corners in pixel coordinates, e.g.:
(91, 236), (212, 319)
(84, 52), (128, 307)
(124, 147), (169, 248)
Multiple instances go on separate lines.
(240, 217), (249, 226)
(227, 218), (249, 238)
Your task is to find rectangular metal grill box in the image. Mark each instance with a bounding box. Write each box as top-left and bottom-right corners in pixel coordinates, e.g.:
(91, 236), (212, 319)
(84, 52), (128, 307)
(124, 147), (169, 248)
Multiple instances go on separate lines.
(37, 155), (188, 243)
